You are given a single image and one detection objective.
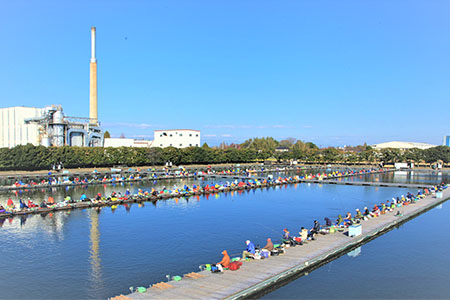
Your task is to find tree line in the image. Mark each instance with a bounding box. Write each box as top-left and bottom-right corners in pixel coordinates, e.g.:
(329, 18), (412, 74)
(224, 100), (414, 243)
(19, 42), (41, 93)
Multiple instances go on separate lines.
(0, 138), (448, 171)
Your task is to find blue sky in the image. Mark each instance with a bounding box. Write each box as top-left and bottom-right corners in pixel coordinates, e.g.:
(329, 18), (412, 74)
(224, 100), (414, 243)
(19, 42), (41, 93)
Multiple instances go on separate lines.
(0, 0), (449, 147)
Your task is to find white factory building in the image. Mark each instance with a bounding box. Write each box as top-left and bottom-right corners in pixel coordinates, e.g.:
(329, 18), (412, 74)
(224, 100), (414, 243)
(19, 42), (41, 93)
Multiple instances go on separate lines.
(103, 129), (201, 149)
(104, 138), (152, 148)
(0, 106), (44, 148)
(153, 129), (200, 148)
(0, 105), (103, 148)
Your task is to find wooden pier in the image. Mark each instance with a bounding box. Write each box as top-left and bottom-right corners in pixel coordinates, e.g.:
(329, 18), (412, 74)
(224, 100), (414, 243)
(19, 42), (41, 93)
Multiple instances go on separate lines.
(121, 188), (450, 300)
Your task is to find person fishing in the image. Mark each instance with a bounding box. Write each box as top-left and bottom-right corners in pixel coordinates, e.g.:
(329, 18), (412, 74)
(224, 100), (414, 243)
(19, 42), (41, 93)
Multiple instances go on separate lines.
(217, 250), (230, 269)
(363, 207), (370, 219)
(262, 238), (274, 255)
(242, 240), (255, 259)
(19, 199), (28, 210)
(7, 198), (14, 209)
(282, 228), (295, 245)
(336, 214), (345, 226)
(309, 220), (320, 240)
(300, 227), (308, 242)
(344, 212), (353, 225)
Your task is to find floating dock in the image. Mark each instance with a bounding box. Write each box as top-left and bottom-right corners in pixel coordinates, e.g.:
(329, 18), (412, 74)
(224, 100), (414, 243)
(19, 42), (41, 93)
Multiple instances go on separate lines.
(301, 179), (430, 189)
(0, 164), (313, 192)
(121, 188), (450, 300)
(206, 169), (427, 189)
(0, 169), (423, 220)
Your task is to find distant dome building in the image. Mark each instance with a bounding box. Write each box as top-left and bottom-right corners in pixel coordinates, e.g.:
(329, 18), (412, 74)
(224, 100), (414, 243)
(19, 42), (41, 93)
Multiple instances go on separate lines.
(372, 141), (437, 150)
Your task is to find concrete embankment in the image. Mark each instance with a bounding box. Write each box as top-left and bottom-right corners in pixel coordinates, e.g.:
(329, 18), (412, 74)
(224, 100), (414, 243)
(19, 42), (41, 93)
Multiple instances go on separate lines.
(121, 188), (449, 300)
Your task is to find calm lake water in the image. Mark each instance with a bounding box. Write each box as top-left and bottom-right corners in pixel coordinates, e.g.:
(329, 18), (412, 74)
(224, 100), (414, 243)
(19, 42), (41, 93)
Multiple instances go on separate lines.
(0, 171), (447, 299)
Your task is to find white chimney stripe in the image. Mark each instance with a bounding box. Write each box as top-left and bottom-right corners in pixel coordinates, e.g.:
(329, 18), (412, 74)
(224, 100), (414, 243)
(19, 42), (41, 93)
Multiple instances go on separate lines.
(91, 27), (96, 63)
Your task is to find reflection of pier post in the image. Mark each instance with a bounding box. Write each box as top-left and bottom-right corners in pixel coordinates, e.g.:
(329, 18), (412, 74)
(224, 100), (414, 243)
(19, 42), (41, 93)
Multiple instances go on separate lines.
(89, 210), (102, 292)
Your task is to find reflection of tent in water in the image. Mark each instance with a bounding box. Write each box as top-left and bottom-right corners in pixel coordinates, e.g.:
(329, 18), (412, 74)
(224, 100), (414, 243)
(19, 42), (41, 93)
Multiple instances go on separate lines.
(347, 247), (361, 258)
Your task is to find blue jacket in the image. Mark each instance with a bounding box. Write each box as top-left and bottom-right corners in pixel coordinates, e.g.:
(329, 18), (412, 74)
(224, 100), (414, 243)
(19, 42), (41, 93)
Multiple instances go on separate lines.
(246, 242), (256, 254)
(19, 199), (28, 209)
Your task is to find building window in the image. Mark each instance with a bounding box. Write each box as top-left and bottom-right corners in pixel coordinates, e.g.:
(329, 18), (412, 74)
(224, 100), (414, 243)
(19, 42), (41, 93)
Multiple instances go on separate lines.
(160, 144), (162, 147)
(169, 134), (172, 137)
(196, 144), (199, 146)
(180, 144), (182, 147)
(196, 134), (199, 137)
(160, 134), (162, 137)
(180, 134), (182, 137)
(189, 144), (192, 146)
(189, 134), (192, 137)
(170, 144), (172, 146)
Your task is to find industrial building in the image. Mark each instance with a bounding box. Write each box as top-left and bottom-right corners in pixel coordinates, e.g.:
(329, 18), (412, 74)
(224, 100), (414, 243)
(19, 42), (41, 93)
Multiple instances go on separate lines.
(0, 105), (102, 148)
(153, 129), (200, 148)
(372, 141), (437, 150)
(104, 138), (152, 148)
(103, 129), (201, 148)
(0, 27), (102, 148)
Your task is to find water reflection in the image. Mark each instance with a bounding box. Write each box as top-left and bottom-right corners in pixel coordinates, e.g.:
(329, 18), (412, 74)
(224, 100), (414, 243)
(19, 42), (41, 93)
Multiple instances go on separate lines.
(347, 246), (361, 258)
(89, 210), (103, 297)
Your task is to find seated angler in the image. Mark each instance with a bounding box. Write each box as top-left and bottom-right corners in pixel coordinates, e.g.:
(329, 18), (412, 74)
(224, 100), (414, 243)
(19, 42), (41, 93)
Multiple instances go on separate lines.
(384, 200), (392, 212)
(262, 238), (274, 256)
(390, 201), (396, 211)
(217, 250), (230, 270)
(336, 214), (345, 227)
(26, 199), (34, 208)
(7, 198), (14, 210)
(300, 227), (308, 242)
(95, 193), (102, 202)
(344, 212), (353, 225)
(242, 240), (256, 259)
(47, 196), (55, 206)
(282, 228), (298, 245)
(371, 205), (380, 217)
(309, 220), (321, 240)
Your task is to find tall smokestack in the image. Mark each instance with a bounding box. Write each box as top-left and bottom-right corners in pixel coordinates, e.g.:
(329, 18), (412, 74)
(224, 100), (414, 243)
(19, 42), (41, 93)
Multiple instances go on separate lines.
(89, 27), (98, 124)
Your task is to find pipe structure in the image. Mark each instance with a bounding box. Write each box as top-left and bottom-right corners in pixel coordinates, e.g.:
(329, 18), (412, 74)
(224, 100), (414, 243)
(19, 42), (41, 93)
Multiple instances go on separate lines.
(89, 27), (98, 124)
